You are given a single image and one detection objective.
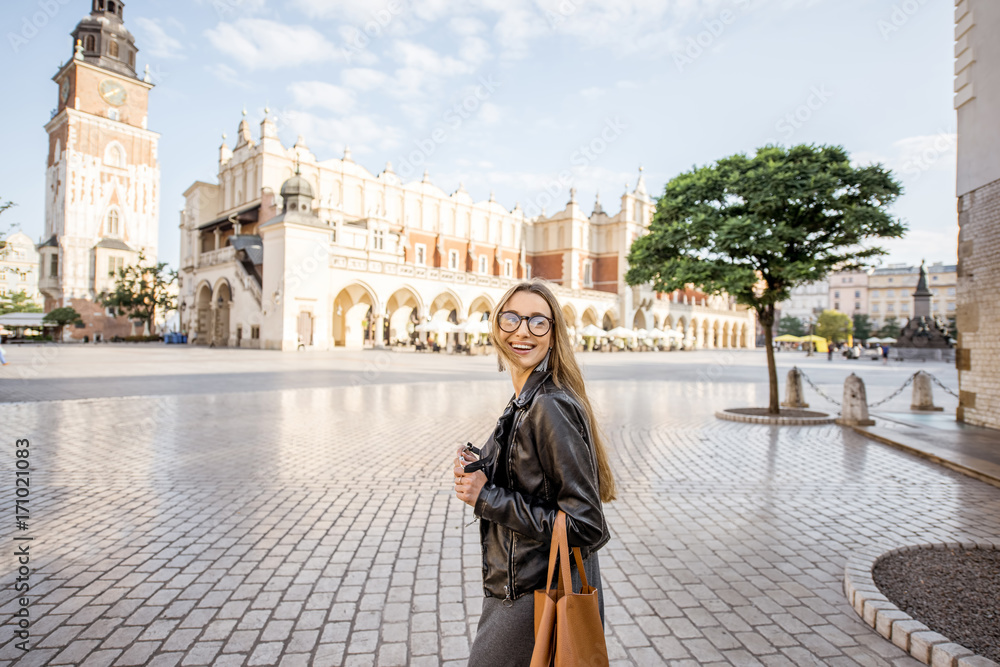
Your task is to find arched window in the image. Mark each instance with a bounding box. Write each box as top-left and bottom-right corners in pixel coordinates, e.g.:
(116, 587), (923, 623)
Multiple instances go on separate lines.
(104, 143), (125, 168)
(107, 210), (120, 236)
(108, 1), (116, 13)
(85, 35), (95, 52)
(108, 40), (119, 58)
(128, 50), (134, 67)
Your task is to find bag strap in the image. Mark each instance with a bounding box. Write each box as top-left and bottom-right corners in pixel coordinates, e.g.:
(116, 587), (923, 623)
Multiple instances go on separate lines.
(544, 511), (591, 594)
(543, 512), (565, 595)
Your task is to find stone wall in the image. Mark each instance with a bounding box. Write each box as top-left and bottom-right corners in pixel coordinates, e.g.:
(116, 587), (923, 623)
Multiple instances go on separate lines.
(956, 177), (1000, 429)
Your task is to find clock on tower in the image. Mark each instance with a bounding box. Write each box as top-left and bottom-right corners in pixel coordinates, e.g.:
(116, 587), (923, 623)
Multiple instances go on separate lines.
(39, 0), (161, 342)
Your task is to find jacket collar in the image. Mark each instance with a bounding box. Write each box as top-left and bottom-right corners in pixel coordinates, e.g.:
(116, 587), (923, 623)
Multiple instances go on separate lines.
(513, 370), (551, 408)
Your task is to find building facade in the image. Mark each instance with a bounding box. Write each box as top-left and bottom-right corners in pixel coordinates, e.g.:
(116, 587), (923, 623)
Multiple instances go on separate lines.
(37, 0), (160, 341)
(955, 0), (1000, 429)
(828, 271), (869, 318)
(178, 114), (755, 351)
(0, 232), (42, 306)
(777, 280), (829, 324)
(867, 263), (957, 330)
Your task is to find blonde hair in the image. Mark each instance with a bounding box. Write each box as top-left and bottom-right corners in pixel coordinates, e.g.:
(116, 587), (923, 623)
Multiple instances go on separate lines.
(490, 279), (617, 503)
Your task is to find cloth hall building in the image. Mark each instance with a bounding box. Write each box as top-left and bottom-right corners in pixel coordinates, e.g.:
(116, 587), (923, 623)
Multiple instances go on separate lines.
(178, 112), (755, 351)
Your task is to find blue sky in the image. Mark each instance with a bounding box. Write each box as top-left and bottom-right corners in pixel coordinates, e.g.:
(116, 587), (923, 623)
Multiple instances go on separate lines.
(1, 0), (957, 270)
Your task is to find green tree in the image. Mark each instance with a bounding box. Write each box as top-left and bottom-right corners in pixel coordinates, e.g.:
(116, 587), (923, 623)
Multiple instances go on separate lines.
(625, 144), (904, 414)
(946, 315), (957, 339)
(100, 251), (177, 333)
(852, 313), (873, 341)
(0, 290), (43, 315)
(878, 316), (901, 339)
(777, 316), (806, 337)
(816, 309), (853, 343)
(43, 306), (82, 340)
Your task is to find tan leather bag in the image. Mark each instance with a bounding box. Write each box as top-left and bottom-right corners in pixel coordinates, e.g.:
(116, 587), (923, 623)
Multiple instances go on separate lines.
(530, 511), (610, 667)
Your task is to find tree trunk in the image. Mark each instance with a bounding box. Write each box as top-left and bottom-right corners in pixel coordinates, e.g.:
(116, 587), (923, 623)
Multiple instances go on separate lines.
(760, 305), (779, 414)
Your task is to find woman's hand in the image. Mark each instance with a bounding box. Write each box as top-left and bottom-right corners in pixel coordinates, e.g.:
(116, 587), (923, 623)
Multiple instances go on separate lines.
(454, 445), (487, 508)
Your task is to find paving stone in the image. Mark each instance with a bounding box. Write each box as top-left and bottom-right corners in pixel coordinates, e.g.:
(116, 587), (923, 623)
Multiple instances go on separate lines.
(1, 352), (991, 667)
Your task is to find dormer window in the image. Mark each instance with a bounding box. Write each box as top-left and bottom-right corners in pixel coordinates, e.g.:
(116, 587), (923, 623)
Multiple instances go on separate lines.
(85, 35), (95, 51)
(108, 1), (116, 13)
(128, 51), (134, 67)
(108, 40), (119, 58)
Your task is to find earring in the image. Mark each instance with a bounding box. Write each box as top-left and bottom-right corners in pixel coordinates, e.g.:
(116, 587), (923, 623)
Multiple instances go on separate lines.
(534, 348), (552, 373)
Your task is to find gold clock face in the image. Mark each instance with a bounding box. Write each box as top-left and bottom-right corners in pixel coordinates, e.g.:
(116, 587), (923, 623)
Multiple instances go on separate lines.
(60, 78), (69, 104)
(99, 78), (127, 107)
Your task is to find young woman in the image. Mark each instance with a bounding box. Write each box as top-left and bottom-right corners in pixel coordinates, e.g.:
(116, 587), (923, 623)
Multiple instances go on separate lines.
(453, 280), (617, 665)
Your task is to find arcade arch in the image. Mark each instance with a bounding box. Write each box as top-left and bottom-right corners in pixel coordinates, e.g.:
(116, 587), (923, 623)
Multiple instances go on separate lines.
(333, 282), (378, 348)
(385, 286), (422, 345)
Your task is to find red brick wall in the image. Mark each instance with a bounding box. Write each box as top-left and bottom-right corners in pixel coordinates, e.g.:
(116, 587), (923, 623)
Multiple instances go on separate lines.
(592, 256), (618, 293)
(67, 297), (133, 341)
(530, 253), (564, 284)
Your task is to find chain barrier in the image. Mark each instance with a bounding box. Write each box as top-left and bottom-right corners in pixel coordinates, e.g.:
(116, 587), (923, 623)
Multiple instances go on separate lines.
(867, 373), (916, 408)
(796, 368), (959, 409)
(796, 368), (842, 407)
(926, 372), (960, 399)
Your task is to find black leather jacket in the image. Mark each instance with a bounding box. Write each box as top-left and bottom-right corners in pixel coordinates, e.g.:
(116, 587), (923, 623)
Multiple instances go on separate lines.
(473, 370), (610, 602)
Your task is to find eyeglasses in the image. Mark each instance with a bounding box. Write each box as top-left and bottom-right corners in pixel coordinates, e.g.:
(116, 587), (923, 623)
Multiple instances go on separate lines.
(497, 311), (553, 336)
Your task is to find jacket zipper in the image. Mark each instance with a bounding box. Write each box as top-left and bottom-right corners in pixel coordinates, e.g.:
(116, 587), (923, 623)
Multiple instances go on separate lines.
(504, 408), (526, 606)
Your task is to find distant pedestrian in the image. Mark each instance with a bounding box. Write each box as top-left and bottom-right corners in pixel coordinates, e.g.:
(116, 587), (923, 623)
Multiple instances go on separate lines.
(881, 344), (890, 365)
(453, 280), (614, 665)
(827, 345), (833, 361)
(0, 344), (8, 366)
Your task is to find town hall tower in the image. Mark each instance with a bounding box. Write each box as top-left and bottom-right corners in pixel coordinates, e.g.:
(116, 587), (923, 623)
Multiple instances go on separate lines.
(39, 0), (160, 339)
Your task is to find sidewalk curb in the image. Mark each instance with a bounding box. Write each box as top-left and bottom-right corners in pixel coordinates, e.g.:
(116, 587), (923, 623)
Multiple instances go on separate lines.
(848, 424), (1000, 490)
(843, 543), (1000, 667)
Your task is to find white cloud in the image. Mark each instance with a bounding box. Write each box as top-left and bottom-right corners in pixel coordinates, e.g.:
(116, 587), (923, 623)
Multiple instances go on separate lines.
(892, 132), (957, 180)
(281, 111), (404, 155)
(478, 102), (503, 125)
(580, 86), (605, 100)
(195, 0), (267, 19)
(288, 0), (404, 23)
(342, 68), (390, 91)
(288, 81), (357, 113)
(205, 19), (342, 70)
(133, 18), (184, 59)
(449, 17), (488, 36)
(205, 63), (252, 89)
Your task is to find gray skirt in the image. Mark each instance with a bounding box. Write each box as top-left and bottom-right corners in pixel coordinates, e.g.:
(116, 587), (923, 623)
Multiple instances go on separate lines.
(468, 552), (603, 667)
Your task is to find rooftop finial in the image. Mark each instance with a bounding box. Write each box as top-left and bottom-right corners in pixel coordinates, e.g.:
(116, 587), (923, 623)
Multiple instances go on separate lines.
(242, 106), (248, 117)
(294, 154), (301, 175)
(143, 64), (152, 83)
(74, 39), (84, 61)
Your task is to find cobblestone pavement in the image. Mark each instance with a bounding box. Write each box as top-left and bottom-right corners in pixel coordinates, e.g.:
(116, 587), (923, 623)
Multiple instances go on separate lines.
(2, 349), (996, 666)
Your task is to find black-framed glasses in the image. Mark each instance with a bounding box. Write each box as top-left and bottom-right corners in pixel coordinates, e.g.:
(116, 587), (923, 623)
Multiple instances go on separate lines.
(498, 311), (553, 336)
